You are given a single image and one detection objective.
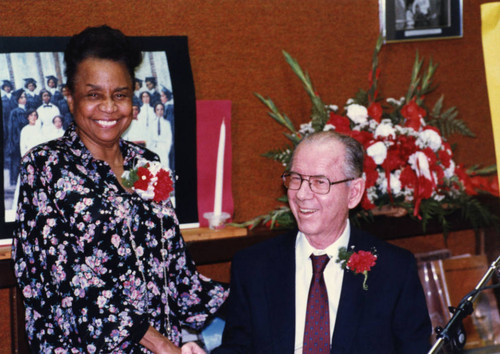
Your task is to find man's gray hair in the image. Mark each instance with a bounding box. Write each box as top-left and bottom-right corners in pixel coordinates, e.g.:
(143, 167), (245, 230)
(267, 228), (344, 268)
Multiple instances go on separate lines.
(292, 131), (364, 179)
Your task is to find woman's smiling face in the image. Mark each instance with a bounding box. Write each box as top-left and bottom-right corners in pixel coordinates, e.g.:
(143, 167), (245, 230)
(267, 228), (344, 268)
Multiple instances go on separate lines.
(68, 58), (133, 151)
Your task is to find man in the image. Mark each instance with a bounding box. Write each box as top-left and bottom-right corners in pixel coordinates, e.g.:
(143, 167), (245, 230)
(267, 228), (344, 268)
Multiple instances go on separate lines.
(36, 89), (61, 138)
(214, 131), (431, 353)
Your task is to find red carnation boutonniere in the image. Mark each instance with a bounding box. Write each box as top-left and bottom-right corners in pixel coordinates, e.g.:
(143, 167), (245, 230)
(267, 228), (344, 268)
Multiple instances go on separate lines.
(121, 158), (174, 202)
(336, 246), (377, 290)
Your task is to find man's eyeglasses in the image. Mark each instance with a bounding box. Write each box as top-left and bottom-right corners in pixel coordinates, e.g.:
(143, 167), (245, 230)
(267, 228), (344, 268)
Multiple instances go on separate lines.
(281, 172), (354, 195)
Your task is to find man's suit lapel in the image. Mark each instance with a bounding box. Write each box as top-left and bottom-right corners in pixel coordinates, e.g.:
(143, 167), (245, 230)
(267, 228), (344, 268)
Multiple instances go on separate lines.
(331, 229), (367, 354)
(266, 230), (297, 353)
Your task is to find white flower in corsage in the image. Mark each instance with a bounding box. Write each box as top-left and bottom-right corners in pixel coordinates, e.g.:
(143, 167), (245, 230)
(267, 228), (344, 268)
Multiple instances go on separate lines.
(336, 246), (378, 291)
(122, 159), (174, 202)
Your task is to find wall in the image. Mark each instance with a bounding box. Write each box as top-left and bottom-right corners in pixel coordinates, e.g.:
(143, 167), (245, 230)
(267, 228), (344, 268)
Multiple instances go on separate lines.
(0, 0), (496, 223)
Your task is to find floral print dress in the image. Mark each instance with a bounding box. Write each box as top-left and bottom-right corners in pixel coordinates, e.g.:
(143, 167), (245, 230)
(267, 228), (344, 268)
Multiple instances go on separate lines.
(12, 124), (229, 353)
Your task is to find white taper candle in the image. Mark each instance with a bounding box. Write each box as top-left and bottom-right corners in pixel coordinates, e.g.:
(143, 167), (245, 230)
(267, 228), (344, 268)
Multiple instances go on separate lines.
(214, 119), (226, 216)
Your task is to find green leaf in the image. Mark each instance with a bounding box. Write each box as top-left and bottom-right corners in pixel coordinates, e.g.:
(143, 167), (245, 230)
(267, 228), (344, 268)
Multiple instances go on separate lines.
(254, 93), (297, 134)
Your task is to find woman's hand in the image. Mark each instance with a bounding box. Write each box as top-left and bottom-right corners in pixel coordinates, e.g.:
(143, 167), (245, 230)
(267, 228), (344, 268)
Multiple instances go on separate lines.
(181, 342), (206, 354)
(140, 326), (206, 354)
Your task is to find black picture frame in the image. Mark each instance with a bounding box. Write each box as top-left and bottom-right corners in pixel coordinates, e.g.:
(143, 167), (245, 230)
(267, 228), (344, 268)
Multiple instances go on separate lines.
(380, 0), (463, 42)
(0, 36), (198, 242)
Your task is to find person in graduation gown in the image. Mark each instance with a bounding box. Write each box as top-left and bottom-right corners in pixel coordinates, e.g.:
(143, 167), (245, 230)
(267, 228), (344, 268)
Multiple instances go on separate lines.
(23, 78), (41, 110)
(7, 89), (29, 186)
(214, 131), (431, 354)
(133, 78), (143, 107)
(2, 80), (15, 151)
(145, 76), (161, 105)
(160, 86), (175, 173)
(46, 75), (63, 104)
(57, 83), (74, 130)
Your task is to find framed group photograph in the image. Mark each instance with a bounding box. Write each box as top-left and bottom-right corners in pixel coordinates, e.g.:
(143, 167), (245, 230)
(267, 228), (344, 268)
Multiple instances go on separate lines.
(0, 36), (198, 243)
(380, 0), (463, 42)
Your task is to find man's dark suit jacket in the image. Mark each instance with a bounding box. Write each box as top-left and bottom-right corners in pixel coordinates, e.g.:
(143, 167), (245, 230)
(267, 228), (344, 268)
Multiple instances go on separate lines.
(213, 227), (431, 353)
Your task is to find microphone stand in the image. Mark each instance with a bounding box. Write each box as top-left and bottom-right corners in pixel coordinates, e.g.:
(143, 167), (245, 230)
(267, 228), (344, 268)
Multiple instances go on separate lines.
(428, 254), (500, 354)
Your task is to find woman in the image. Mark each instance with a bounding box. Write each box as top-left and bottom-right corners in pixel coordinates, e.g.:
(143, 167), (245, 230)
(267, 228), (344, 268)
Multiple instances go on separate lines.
(149, 102), (173, 170)
(43, 115), (65, 142)
(19, 109), (43, 156)
(134, 91), (155, 146)
(12, 25), (227, 353)
(7, 89), (28, 186)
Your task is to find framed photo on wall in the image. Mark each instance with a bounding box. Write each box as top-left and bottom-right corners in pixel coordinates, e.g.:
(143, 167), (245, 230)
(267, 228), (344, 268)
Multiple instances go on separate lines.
(0, 36), (198, 243)
(380, 0), (463, 42)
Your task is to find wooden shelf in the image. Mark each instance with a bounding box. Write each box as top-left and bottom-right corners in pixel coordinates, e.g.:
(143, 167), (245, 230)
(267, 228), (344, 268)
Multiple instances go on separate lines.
(0, 246), (12, 261)
(182, 226), (247, 242)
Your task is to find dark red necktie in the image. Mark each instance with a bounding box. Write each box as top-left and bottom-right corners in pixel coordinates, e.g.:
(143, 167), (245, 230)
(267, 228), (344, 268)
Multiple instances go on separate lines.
(303, 254), (330, 353)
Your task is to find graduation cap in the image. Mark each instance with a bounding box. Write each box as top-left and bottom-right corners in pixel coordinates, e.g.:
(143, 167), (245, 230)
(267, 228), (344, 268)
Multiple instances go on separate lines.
(13, 88), (25, 102)
(46, 75), (58, 85)
(23, 78), (37, 89)
(145, 76), (157, 86)
(1, 80), (13, 90)
(134, 78), (143, 86)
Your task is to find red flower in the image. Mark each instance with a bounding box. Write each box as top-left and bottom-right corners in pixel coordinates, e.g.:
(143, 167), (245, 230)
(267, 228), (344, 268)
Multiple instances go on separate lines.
(134, 166), (153, 191)
(327, 112), (351, 133)
(400, 165), (417, 189)
(363, 155), (378, 188)
(347, 250), (377, 274)
(367, 102), (383, 123)
(361, 193), (376, 210)
(438, 149), (452, 169)
(153, 169), (174, 202)
(348, 130), (374, 146)
(401, 98), (426, 131)
(455, 165), (476, 195)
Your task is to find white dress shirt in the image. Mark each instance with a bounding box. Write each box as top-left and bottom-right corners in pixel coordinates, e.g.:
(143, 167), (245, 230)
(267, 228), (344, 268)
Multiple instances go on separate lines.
(36, 103), (60, 135)
(294, 220), (350, 353)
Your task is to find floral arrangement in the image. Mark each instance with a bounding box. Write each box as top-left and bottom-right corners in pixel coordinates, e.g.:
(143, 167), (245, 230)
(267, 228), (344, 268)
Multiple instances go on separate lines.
(336, 246), (377, 291)
(241, 35), (498, 233)
(122, 158), (174, 202)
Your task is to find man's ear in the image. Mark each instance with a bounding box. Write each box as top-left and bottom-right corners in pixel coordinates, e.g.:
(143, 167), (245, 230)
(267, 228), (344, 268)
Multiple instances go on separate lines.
(348, 177), (366, 209)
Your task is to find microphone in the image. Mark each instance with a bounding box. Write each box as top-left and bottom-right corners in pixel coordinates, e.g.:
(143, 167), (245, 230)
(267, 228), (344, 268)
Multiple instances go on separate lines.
(428, 254), (500, 354)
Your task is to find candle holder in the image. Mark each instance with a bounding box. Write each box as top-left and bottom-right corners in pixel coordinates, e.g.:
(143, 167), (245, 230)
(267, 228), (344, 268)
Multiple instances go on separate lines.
(203, 212), (230, 230)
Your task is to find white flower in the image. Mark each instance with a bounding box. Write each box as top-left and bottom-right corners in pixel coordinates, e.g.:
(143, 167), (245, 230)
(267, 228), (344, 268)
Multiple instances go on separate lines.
(417, 128), (442, 151)
(374, 119), (396, 139)
(386, 96), (405, 106)
(368, 119), (379, 131)
(299, 122), (315, 135)
(382, 171), (402, 195)
(444, 159), (456, 179)
(323, 123), (335, 131)
(366, 141), (387, 164)
(409, 151), (432, 180)
(366, 185), (378, 203)
(328, 104), (339, 112)
(346, 103), (368, 125)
